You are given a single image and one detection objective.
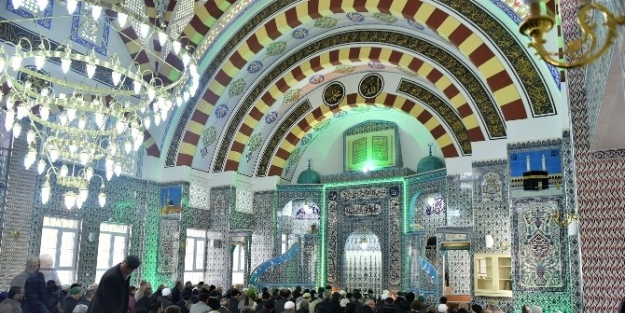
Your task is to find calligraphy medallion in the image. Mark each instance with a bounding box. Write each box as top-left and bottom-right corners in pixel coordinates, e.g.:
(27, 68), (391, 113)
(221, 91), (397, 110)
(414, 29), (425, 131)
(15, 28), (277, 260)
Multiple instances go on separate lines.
(323, 81), (345, 107)
(358, 73), (384, 99)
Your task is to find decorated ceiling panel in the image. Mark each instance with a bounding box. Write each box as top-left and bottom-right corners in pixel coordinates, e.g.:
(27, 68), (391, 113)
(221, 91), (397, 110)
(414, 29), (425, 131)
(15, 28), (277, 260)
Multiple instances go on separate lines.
(167, 0), (557, 175)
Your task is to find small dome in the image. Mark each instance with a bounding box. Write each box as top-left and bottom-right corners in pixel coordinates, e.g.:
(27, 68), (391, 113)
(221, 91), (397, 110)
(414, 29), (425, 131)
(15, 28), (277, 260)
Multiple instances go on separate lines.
(297, 159), (321, 184)
(417, 144), (445, 173)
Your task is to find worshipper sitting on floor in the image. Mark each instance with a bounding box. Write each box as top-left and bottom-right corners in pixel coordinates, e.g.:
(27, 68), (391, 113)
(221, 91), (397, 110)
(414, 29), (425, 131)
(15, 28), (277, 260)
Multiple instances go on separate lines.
(159, 289), (174, 310)
(77, 289), (94, 308)
(0, 286), (24, 313)
(136, 289), (154, 312)
(73, 304), (89, 313)
(63, 287), (82, 313)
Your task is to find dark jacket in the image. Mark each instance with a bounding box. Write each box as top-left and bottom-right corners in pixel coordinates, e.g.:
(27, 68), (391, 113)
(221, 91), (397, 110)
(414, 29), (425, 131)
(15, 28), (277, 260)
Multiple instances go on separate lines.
(135, 297), (151, 312)
(395, 300), (410, 313)
(87, 264), (130, 313)
(355, 305), (373, 313)
(171, 289), (181, 304)
(24, 272), (49, 313)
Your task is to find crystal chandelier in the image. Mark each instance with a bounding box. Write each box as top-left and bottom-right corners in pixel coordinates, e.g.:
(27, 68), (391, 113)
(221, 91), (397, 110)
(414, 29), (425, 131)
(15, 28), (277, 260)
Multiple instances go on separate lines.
(1, 0), (200, 209)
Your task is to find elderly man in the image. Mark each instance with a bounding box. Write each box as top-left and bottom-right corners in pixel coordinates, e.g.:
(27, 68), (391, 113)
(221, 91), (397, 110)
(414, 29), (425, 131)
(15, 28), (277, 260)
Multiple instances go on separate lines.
(23, 257), (49, 313)
(87, 255), (141, 313)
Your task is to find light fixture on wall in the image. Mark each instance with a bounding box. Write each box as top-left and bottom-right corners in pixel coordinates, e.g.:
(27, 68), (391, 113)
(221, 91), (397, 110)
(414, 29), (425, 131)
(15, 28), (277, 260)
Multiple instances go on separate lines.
(552, 210), (579, 236)
(519, 0), (625, 68)
(302, 200), (312, 215)
(427, 196), (436, 206)
(485, 234), (510, 250)
(485, 235), (494, 248)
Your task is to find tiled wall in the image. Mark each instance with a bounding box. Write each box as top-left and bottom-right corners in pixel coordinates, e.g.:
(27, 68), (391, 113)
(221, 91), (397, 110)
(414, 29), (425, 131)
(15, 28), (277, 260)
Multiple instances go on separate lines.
(250, 191), (276, 272)
(471, 160), (514, 311)
(562, 0), (625, 310)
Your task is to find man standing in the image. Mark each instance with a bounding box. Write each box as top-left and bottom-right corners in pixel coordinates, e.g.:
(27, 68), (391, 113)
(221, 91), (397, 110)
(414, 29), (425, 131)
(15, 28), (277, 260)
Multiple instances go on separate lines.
(87, 255), (141, 313)
(24, 257), (49, 313)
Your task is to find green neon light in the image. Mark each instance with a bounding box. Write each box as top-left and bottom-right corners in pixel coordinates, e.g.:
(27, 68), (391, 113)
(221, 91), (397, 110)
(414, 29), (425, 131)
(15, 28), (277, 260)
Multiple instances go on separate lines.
(402, 180), (408, 234)
(320, 187), (327, 285)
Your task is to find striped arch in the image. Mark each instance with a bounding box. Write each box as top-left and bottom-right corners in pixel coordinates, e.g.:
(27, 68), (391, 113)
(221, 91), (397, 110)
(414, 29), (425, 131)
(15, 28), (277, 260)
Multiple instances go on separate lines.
(143, 130), (161, 157)
(116, 25), (154, 81)
(181, 0), (238, 48)
(170, 0), (554, 168)
(220, 46), (496, 172)
(214, 30), (505, 172)
(259, 92), (462, 177)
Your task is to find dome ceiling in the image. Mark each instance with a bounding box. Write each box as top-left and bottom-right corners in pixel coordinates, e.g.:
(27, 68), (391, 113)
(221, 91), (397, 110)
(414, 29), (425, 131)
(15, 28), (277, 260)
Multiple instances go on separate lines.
(1, 0), (563, 180)
(161, 0), (561, 179)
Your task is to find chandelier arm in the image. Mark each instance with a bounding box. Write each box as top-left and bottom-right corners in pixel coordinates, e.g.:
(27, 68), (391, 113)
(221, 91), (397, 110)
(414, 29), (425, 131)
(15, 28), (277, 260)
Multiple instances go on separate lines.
(520, 3), (625, 68)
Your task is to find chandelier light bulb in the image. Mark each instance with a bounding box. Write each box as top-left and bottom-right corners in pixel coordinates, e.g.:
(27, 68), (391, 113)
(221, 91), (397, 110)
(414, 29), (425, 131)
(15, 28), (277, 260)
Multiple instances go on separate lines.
(131, 127), (139, 138)
(105, 158), (114, 171)
(133, 81), (141, 94)
(147, 88), (156, 101)
(26, 130), (35, 144)
(48, 147), (59, 162)
(69, 144), (77, 154)
(114, 164), (122, 177)
(79, 187), (88, 202)
(41, 179), (51, 204)
(172, 41), (181, 54)
(112, 71), (121, 86)
(0, 57), (5, 70)
(12, 122), (21, 138)
(24, 148), (36, 169)
(158, 32), (167, 46)
(86, 63), (96, 79)
(124, 141), (132, 154)
(34, 54), (45, 70)
(37, 0), (48, 11)
(66, 108), (76, 121)
(154, 114), (161, 126)
(11, 55), (22, 71)
(182, 54), (190, 66)
(183, 91), (190, 102)
(143, 118), (151, 129)
(109, 145), (117, 157)
(78, 119), (86, 129)
(60, 164), (69, 177)
(140, 23), (150, 38)
(4, 112), (14, 131)
(59, 114), (68, 125)
(64, 192), (76, 210)
(37, 159), (46, 175)
(17, 106), (27, 119)
(39, 106), (50, 121)
(79, 151), (90, 165)
(98, 191), (106, 207)
(86, 167), (93, 180)
(117, 12), (127, 27)
(160, 108), (167, 122)
(66, 0), (77, 14)
(133, 137), (142, 151)
(13, 0), (24, 9)
(116, 121), (126, 134)
(75, 198), (84, 209)
(61, 58), (71, 73)
(106, 169), (113, 181)
(91, 5), (102, 19)
(94, 112), (104, 129)
(6, 99), (13, 110)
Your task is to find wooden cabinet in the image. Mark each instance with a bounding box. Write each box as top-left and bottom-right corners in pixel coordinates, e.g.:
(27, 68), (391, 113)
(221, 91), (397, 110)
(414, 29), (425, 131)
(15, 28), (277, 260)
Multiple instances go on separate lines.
(474, 254), (512, 297)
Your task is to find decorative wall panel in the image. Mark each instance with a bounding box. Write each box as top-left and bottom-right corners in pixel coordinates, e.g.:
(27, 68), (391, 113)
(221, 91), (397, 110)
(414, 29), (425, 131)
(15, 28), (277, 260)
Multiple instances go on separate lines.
(471, 160), (514, 311)
(512, 198), (566, 291)
(189, 180), (210, 209)
(445, 174), (473, 227)
(158, 217), (180, 274)
(276, 186), (323, 257)
(206, 186), (234, 287)
(250, 191), (276, 272)
(447, 250), (471, 295)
